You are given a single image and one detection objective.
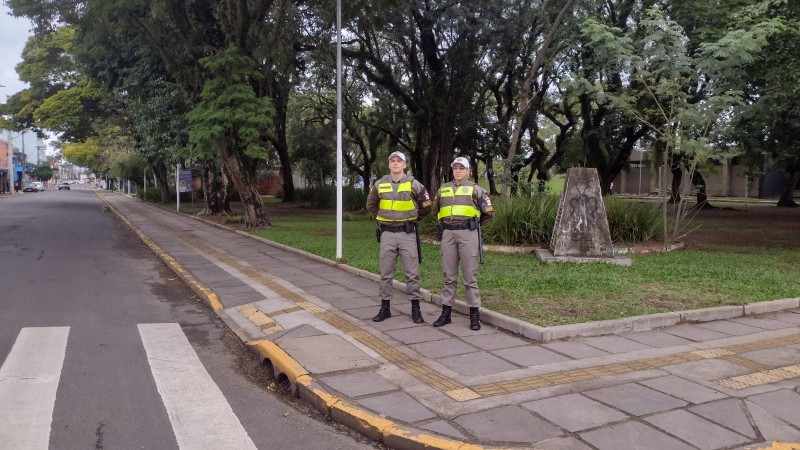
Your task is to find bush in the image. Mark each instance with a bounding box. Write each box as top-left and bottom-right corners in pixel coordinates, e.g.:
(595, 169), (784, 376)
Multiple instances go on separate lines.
(605, 197), (662, 243)
(481, 195), (661, 246)
(137, 185), (169, 203)
(482, 195), (560, 246)
(293, 186), (367, 211)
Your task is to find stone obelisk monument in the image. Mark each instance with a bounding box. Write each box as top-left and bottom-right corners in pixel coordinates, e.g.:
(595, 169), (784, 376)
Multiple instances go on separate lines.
(536, 168), (631, 266)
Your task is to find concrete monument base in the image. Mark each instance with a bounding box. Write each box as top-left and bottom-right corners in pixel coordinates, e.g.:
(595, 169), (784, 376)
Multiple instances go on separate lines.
(535, 248), (632, 267)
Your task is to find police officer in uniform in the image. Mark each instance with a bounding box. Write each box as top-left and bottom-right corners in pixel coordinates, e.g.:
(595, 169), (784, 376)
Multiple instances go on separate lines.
(366, 150), (432, 324)
(431, 157), (494, 330)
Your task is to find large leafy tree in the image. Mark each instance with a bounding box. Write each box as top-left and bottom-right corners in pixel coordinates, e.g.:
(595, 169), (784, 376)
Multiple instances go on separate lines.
(188, 46), (274, 227)
(730, 1), (800, 207)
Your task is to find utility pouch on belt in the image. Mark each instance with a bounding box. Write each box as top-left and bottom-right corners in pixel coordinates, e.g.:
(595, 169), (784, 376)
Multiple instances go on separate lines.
(435, 225), (443, 241)
(468, 218), (478, 231)
(376, 224), (381, 243)
(404, 221), (415, 233)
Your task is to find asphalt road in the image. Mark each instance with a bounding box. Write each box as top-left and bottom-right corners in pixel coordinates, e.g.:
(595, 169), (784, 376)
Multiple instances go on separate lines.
(0, 189), (379, 449)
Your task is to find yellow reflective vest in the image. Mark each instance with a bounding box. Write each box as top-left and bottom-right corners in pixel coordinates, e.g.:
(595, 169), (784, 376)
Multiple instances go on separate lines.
(437, 183), (480, 220)
(375, 176), (418, 223)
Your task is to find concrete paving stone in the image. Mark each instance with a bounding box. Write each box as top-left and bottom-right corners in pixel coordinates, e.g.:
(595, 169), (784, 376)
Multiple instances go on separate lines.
(768, 311), (800, 325)
(438, 351), (519, 377)
(576, 335), (653, 353)
(211, 284), (260, 295)
(745, 400), (800, 443)
(623, 330), (694, 348)
(584, 383), (687, 416)
(522, 393), (628, 432)
(580, 420), (695, 450)
(541, 340), (610, 359)
(689, 398), (757, 439)
(324, 295), (377, 310)
(454, 406), (563, 444)
(357, 391), (437, 423)
(304, 284), (352, 296)
(729, 317), (797, 330)
(491, 345), (572, 367)
(346, 306), (382, 320)
(369, 316), (420, 332)
(278, 334), (377, 374)
(661, 324), (730, 341)
(740, 344), (800, 367)
(409, 338), (478, 359)
(645, 409), (750, 450)
(270, 324), (326, 341)
(461, 333), (529, 351)
(663, 358), (755, 382)
(419, 420), (469, 440)
(639, 375), (728, 404)
(208, 277), (254, 288)
(289, 277), (332, 289)
(220, 291), (268, 307)
(319, 371), (398, 397)
(440, 319), (496, 337)
(697, 320), (766, 336)
(253, 297), (298, 314)
(386, 327), (450, 345)
(532, 436), (594, 450)
(747, 390), (800, 428)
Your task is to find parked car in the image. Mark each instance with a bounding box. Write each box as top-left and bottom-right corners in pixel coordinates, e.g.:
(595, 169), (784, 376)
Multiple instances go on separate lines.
(31, 181), (44, 191)
(58, 181), (71, 190)
(22, 184), (40, 192)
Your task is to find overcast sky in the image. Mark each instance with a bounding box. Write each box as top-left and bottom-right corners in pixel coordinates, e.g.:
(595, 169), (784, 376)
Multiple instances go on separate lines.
(1, 6), (52, 160)
(0, 5), (32, 102)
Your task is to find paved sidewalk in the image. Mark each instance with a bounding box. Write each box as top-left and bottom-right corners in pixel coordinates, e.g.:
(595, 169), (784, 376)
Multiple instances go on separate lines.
(101, 193), (800, 450)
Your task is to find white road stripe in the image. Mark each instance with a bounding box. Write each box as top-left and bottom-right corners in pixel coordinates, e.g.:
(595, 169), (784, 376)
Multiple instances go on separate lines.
(0, 327), (70, 450)
(138, 323), (256, 450)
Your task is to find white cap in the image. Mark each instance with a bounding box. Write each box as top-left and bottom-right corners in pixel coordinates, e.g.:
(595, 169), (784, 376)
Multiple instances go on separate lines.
(388, 151), (406, 162)
(451, 157), (470, 169)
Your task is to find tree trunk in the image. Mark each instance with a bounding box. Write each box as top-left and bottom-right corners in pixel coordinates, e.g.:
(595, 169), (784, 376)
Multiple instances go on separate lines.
(670, 162), (682, 204)
(220, 140), (271, 228)
(692, 169), (714, 209)
(486, 157), (499, 196)
(777, 169), (800, 207)
(153, 163), (171, 204)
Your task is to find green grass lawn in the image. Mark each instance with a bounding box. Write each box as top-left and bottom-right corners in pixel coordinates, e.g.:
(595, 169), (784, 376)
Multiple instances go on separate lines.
(247, 208), (800, 327)
(160, 198), (800, 327)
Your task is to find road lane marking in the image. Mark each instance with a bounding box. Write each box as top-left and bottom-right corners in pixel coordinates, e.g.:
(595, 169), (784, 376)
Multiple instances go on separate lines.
(138, 323), (256, 450)
(0, 327), (70, 450)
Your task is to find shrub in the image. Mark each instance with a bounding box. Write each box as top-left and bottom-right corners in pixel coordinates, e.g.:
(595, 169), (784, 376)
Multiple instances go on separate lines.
(137, 186), (160, 203)
(605, 197), (662, 243)
(292, 185), (367, 211)
(482, 195), (560, 246)
(481, 195), (661, 246)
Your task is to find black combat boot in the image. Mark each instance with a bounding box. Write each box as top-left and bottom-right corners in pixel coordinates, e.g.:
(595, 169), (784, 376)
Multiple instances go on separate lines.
(372, 300), (392, 322)
(411, 300), (424, 324)
(469, 307), (481, 331)
(433, 305), (452, 327)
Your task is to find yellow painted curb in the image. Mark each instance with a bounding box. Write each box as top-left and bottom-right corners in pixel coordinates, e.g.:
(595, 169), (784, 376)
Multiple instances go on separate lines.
(249, 340), (309, 382)
(95, 193), (224, 311)
(331, 401), (396, 442)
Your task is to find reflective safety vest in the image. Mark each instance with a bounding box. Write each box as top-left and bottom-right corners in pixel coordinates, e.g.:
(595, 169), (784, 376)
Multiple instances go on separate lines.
(437, 184), (480, 220)
(376, 179), (418, 223)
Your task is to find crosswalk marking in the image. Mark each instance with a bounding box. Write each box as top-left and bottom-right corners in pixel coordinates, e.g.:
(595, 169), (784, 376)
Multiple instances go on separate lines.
(0, 327), (70, 450)
(139, 323), (257, 450)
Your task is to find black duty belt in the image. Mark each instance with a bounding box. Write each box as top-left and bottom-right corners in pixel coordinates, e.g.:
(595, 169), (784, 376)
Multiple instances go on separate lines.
(442, 221), (470, 230)
(381, 224), (413, 233)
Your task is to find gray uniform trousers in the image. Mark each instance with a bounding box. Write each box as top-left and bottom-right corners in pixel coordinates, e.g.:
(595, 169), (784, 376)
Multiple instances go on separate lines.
(440, 228), (480, 307)
(379, 230), (421, 302)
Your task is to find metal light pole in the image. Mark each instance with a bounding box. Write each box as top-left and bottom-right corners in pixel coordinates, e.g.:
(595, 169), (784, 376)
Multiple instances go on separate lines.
(335, 0), (343, 260)
(6, 131), (13, 194)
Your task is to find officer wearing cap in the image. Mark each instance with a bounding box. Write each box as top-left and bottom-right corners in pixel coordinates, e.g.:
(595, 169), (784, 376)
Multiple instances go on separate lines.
(366, 150), (432, 324)
(431, 157), (494, 330)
